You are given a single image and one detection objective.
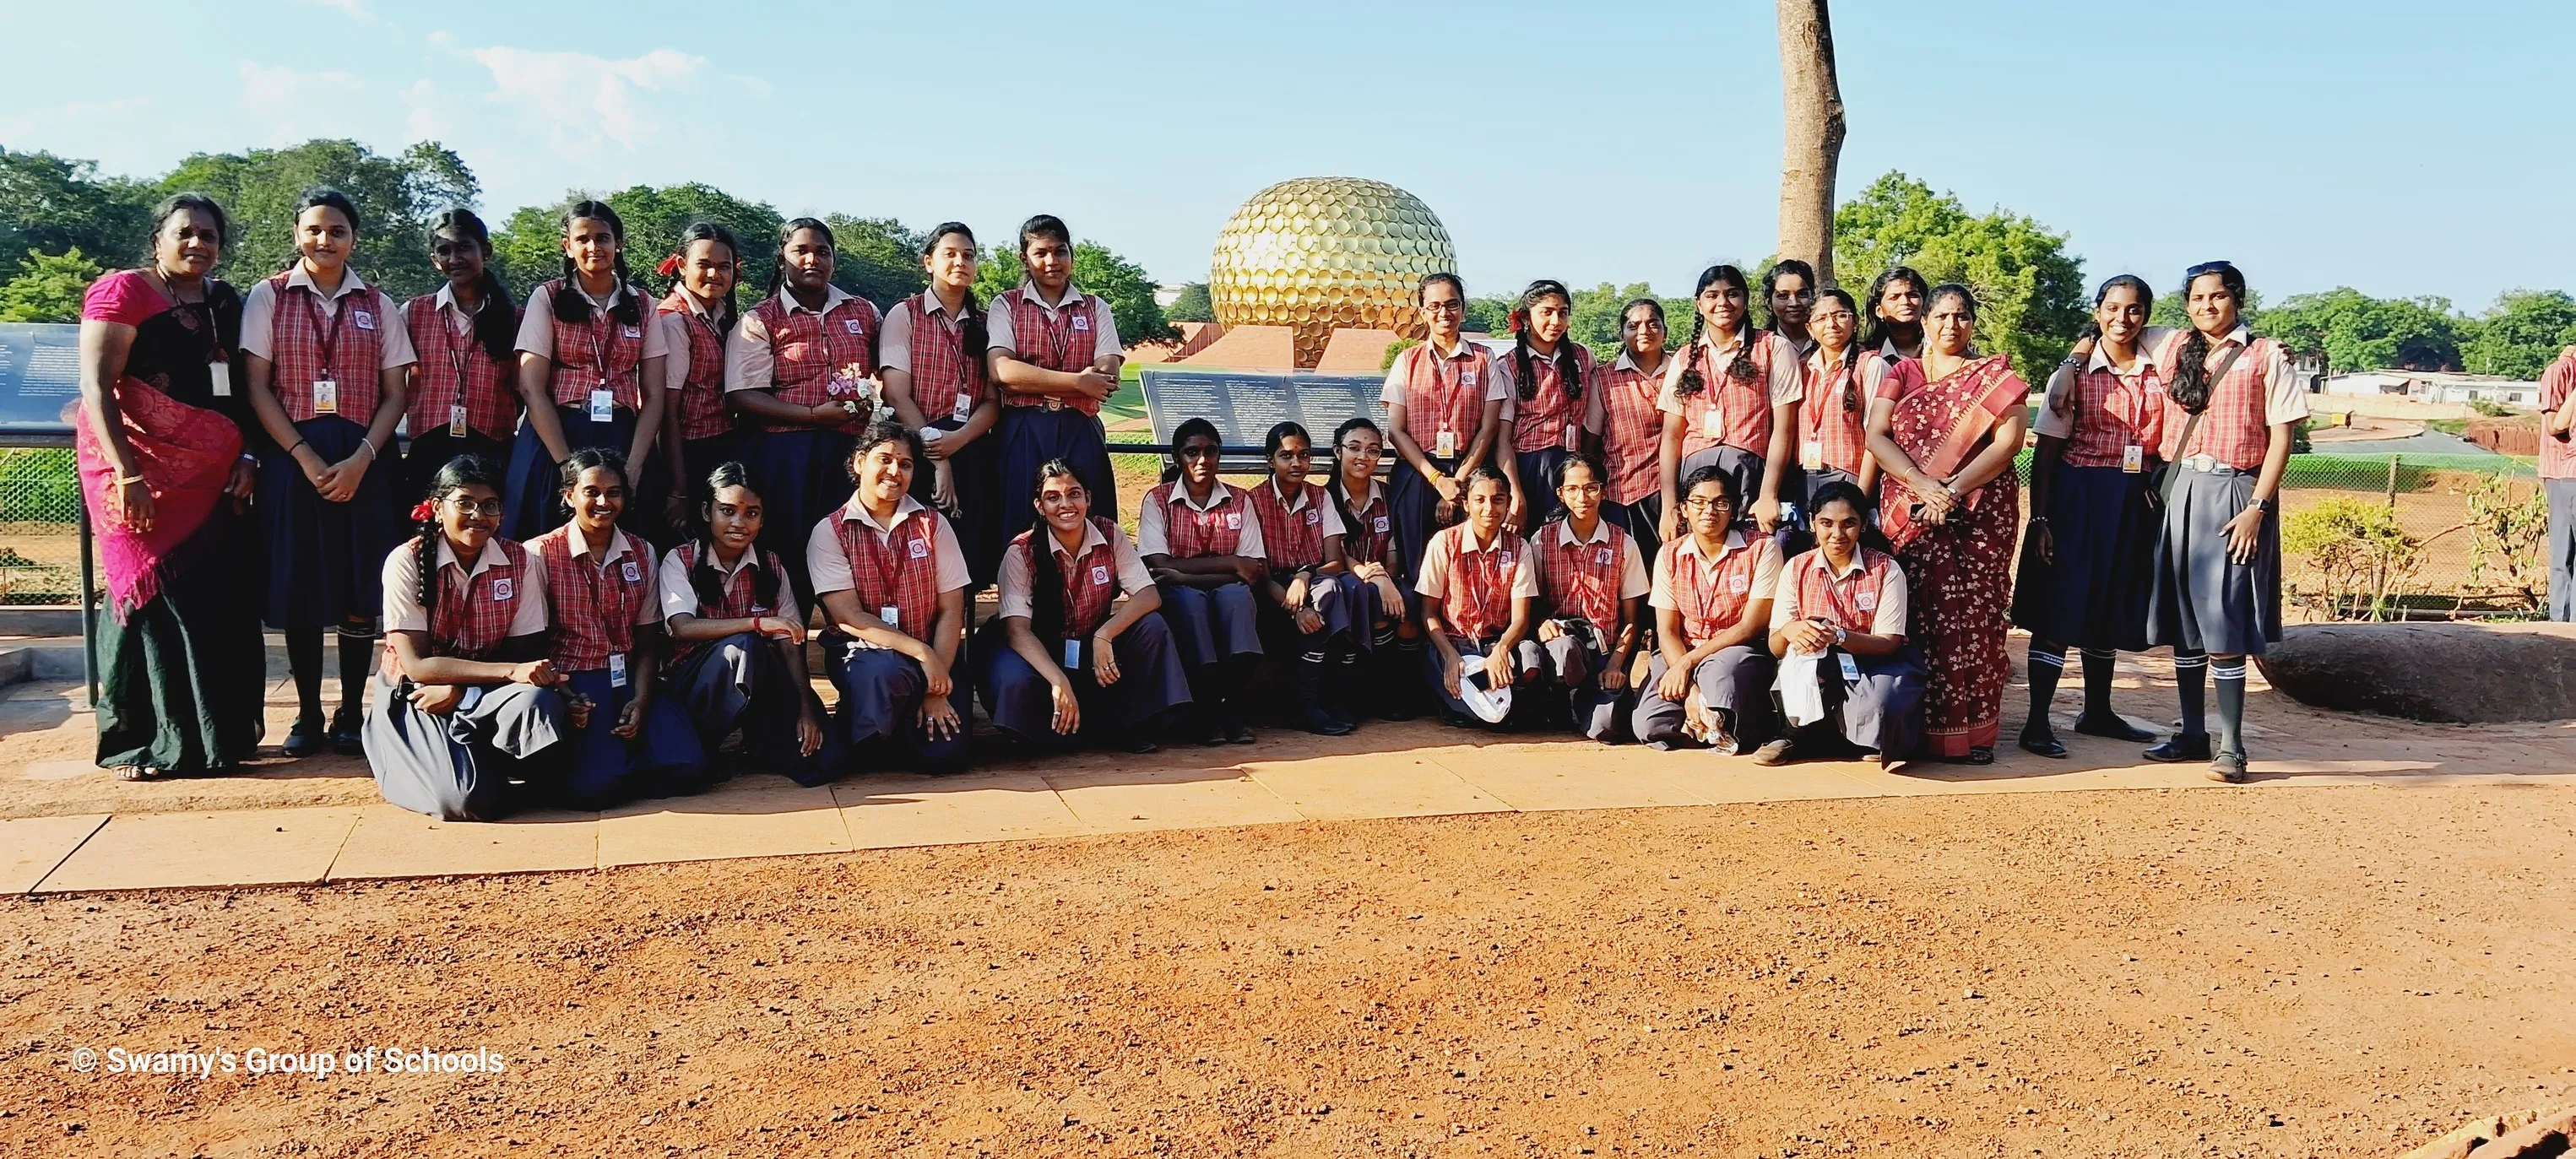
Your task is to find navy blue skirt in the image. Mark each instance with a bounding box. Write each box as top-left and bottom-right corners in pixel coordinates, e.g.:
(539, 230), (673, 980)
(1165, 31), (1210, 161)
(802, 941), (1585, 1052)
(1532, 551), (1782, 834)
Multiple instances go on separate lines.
(1514, 445), (1570, 532)
(1386, 457), (1463, 588)
(556, 666), (714, 810)
(996, 406), (1114, 544)
(258, 415), (403, 629)
(909, 421), (1004, 588)
(743, 427), (857, 602)
(2011, 464), (2156, 652)
(403, 429), (512, 508)
(502, 404), (637, 542)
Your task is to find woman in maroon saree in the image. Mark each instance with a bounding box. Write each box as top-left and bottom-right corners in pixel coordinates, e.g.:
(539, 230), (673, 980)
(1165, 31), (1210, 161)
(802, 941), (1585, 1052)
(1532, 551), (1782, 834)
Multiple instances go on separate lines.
(74, 194), (268, 778)
(1865, 284), (2031, 764)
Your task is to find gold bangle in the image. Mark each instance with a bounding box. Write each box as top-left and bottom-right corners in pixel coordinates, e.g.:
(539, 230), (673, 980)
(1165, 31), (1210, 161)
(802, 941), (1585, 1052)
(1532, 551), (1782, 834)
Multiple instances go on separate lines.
(113, 472), (145, 486)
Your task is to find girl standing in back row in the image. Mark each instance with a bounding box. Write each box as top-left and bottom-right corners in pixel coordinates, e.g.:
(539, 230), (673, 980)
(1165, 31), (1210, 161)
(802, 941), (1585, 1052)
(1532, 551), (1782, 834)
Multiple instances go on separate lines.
(724, 217), (882, 600)
(987, 214), (1123, 546)
(1797, 287), (1879, 511)
(1597, 298), (1673, 567)
(882, 222), (1003, 589)
(402, 209), (520, 501)
(655, 222), (744, 538)
(2145, 261), (2302, 783)
(1381, 274), (1509, 588)
(504, 199), (669, 542)
(242, 187), (416, 758)
(1659, 265), (1802, 544)
(1494, 279), (1600, 530)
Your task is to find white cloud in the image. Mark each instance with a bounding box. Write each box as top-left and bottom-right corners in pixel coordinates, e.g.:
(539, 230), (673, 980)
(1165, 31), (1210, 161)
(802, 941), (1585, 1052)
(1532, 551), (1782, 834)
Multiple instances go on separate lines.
(236, 60), (365, 141)
(465, 46), (704, 153)
(400, 78), (452, 142)
(0, 96), (149, 139)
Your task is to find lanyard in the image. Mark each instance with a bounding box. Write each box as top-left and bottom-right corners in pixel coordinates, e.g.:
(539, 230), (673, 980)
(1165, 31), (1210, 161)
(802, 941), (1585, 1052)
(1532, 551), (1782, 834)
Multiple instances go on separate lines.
(1683, 540), (1735, 628)
(1037, 291), (1076, 370)
(301, 285), (350, 377)
(443, 296), (482, 392)
(1457, 532), (1509, 636)
(1810, 555), (1871, 629)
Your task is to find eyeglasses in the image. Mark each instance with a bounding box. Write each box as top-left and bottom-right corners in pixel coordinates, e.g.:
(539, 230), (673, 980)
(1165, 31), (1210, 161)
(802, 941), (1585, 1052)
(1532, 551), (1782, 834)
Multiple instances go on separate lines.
(1420, 301), (1466, 315)
(444, 498), (505, 517)
(1337, 442), (1383, 458)
(1680, 496), (1736, 511)
(1177, 446), (1222, 460)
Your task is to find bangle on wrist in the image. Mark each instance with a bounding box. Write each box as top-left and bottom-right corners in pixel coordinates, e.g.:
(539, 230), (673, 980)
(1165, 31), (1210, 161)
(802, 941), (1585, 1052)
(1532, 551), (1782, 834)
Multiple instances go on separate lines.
(113, 471), (145, 486)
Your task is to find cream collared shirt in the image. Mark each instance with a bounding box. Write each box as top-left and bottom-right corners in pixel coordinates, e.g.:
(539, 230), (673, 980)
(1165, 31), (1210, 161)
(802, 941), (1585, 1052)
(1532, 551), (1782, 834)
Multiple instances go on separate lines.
(381, 538), (549, 638)
(1137, 481), (1268, 560)
(241, 266), (419, 368)
(997, 521), (1154, 621)
(724, 285), (865, 393)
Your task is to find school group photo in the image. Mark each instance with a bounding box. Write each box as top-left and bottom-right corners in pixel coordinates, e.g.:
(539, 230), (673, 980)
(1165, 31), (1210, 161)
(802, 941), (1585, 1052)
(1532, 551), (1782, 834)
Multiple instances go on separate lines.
(72, 184), (2320, 824)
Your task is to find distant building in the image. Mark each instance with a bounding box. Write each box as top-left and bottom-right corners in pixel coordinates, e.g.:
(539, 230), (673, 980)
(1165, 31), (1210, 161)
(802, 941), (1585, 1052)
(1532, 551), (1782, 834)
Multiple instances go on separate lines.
(2318, 370), (2541, 409)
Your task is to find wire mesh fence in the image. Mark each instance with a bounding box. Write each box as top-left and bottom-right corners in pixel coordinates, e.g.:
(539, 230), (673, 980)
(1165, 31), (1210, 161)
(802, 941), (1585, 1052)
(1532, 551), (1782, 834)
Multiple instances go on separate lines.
(0, 444), (2551, 620)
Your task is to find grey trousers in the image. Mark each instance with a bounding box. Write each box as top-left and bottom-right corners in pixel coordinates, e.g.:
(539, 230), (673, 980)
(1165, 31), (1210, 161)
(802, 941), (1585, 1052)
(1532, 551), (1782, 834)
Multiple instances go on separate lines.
(363, 672), (567, 821)
(1632, 646), (1776, 751)
(1423, 636), (1546, 727)
(2550, 479), (2576, 621)
(1539, 624), (1630, 742)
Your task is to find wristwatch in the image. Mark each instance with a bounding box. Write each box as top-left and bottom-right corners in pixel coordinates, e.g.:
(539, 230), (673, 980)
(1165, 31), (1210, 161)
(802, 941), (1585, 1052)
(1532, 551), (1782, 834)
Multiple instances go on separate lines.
(2250, 496), (2274, 513)
(1832, 625), (1848, 647)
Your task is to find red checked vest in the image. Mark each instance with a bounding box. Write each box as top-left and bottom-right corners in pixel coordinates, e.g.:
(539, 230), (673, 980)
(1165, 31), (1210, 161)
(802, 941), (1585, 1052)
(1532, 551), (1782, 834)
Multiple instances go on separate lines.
(1016, 518), (1124, 639)
(540, 279), (647, 410)
(426, 539), (529, 663)
(1249, 480), (1331, 570)
(833, 506), (946, 640)
(1396, 342), (1493, 463)
(1799, 352), (1872, 477)
(1149, 482), (1248, 558)
(2062, 358), (2167, 470)
(1791, 547), (1896, 636)
(659, 291), (735, 441)
(1437, 524), (1524, 643)
(2155, 333), (2280, 471)
(263, 274), (389, 423)
(1341, 485), (1393, 566)
(997, 286), (1104, 413)
(1540, 519), (1630, 634)
(1507, 344), (1595, 453)
(1664, 537), (1766, 648)
(402, 294), (521, 442)
(751, 292), (879, 433)
(668, 540), (787, 660)
(533, 526), (656, 672)
(895, 295), (990, 425)
(1597, 359), (1667, 505)
(1673, 332), (1777, 460)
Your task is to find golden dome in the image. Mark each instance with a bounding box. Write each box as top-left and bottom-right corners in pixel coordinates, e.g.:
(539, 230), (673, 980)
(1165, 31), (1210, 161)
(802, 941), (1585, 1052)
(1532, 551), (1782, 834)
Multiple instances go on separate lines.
(1209, 176), (1457, 368)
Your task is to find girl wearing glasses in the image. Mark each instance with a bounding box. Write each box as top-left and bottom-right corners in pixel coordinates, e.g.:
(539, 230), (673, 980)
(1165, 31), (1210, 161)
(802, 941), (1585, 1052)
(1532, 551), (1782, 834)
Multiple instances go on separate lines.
(981, 460), (1190, 753)
(1597, 298), (1674, 566)
(1139, 418), (1268, 743)
(1635, 465), (1781, 752)
(365, 455), (572, 821)
(1382, 274), (1510, 588)
(1531, 453), (1648, 741)
(2013, 275), (2165, 759)
(2143, 261), (2302, 783)
(1325, 417), (1423, 719)
(1249, 421), (1359, 735)
(1658, 265), (1803, 545)
(1798, 287), (1880, 512)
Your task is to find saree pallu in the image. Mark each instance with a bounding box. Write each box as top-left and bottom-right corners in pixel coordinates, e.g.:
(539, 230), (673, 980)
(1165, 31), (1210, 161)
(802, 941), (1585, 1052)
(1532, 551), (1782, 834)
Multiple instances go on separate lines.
(75, 379), (267, 772)
(1877, 356), (2028, 757)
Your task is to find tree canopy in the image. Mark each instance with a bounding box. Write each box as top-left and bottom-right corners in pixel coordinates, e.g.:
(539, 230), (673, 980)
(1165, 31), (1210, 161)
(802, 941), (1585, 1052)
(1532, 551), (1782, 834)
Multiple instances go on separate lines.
(0, 149), (152, 286)
(2253, 289), (2462, 372)
(0, 247), (105, 323)
(160, 139), (475, 299)
(1833, 171), (2087, 379)
(1165, 282), (1213, 322)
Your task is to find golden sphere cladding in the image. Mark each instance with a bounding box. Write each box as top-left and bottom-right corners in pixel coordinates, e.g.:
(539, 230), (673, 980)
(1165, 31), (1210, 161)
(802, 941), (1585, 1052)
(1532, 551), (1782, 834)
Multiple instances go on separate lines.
(1211, 177), (1454, 365)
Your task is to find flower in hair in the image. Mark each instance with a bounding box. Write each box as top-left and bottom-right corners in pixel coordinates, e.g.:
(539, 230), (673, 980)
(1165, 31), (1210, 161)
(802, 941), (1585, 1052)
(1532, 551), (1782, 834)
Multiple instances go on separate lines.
(410, 499), (437, 522)
(656, 254), (682, 278)
(1505, 310), (1525, 335)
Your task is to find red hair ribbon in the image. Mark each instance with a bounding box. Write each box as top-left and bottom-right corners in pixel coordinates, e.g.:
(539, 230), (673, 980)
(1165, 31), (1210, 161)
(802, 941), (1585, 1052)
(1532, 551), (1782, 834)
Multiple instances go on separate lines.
(656, 253), (682, 278)
(410, 499), (437, 522)
(1505, 309), (1526, 335)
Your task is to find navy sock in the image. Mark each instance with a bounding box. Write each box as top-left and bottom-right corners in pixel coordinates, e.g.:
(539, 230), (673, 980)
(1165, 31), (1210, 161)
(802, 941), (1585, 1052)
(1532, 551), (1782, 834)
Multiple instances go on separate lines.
(2172, 651), (2209, 738)
(2026, 643), (2065, 727)
(2080, 647), (2119, 718)
(287, 627), (324, 718)
(2212, 658), (2248, 757)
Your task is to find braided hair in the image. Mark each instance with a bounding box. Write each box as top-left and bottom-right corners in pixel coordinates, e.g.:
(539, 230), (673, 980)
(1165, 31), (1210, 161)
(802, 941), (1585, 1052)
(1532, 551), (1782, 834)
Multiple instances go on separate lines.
(765, 217), (837, 302)
(431, 209), (517, 364)
(412, 453), (505, 615)
(553, 199), (641, 326)
(1673, 265), (1757, 399)
(2168, 263), (2248, 415)
(671, 221), (744, 338)
(689, 460), (783, 616)
(1325, 415), (1381, 537)
(1025, 458), (1087, 644)
(1862, 265), (1929, 356)
(1510, 279), (1584, 404)
(922, 222), (988, 365)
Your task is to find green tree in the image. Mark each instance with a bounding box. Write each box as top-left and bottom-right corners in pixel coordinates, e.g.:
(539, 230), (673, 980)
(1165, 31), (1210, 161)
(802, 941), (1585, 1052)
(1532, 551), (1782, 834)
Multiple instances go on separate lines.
(160, 138), (470, 299)
(0, 149), (155, 284)
(822, 214), (926, 310)
(488, 185), (787, 301)
(2253, 288), (2462, 373)
(1463, 295), (1514, 337)
(970, 241), (1178, 347)
(1165, 281), (1213, 322)
(2459, 290), (2576, 378)
(1833, 171), (2087, 378)
(0, 247), (106, 322)
(489, 198), (580, 295)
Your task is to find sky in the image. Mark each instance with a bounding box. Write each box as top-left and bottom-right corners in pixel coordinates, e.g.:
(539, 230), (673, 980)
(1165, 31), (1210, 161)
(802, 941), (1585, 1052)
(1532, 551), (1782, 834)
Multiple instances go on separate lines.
(3, 0), (2570, 311)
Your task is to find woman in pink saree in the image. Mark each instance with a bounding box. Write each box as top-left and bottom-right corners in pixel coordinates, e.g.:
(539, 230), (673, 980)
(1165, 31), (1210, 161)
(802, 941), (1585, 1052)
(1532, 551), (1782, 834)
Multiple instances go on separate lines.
(75, 194), (268, 778)
(1864, 284), (2031, 764)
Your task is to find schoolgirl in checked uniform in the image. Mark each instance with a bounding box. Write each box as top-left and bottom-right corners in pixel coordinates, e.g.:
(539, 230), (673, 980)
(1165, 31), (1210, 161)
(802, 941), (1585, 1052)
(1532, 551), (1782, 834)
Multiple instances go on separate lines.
(1248, 421), (1355, 735)
(1658, 264), (1803, 543)
(1492, 279), (1603, 531)
(985, 214), (1123, 547)
(1530, 454), (1649, 741)
(1596, 298), (1674, 567)
(881, 223), (1004, 588)
(401, 209), (519, 501)
(655, 222), (746, 537)
(2144, 261), (2306, 783)
(503, 198), (669, 543)
(805, 421), (973, 776)
(1381, 274), (1510, 588)
(659, 461), (843, 787)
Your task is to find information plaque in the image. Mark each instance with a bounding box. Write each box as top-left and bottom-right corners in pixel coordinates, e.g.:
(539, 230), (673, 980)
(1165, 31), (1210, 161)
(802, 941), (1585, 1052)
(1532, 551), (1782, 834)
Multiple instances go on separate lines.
(0, 323), (80, 438)
(1136, 367), (1385, 448)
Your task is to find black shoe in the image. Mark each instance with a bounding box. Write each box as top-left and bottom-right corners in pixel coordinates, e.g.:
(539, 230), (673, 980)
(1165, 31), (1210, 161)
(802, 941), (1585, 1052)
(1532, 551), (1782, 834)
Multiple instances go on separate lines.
(2207, 750), (2248, 783)
(1119, 734), (1161, 755)
(1182, 706), (1222, 746)
(1958, 746), (1996, 766)
(2017, 728), (2068, 759)
(2145, 733), (2211, 763)
(2073, 711), (2156, 742)
(1293, 704), (1354, 737)
(281, 712), (325, 758)
(328, 705), (365, 756)
(1749, 738), (1797, 766)
(1437, 708), (1478, 729)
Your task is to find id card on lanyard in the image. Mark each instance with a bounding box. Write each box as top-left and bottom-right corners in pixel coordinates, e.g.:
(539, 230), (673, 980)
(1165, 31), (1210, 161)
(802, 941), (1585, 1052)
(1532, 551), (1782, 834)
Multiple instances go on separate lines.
(447, 315), (475, 436)
(586, 309), (620, 423)
(305, 290), (348, 414)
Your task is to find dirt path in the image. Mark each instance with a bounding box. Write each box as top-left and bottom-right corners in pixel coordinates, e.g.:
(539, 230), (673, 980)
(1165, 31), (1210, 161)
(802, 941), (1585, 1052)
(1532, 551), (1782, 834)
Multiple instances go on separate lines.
(2, 785), (2568, 1157)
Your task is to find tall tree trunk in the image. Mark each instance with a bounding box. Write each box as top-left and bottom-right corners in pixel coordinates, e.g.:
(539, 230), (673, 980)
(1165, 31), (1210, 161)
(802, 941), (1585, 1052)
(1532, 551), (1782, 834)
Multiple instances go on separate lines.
(1776, 0), (1848, 287)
